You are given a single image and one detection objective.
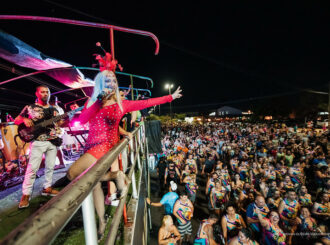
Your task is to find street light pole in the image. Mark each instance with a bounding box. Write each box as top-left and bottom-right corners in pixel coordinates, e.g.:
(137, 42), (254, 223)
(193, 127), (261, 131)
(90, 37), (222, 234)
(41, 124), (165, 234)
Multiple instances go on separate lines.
(165, 83), (174, 117)
(328, 81), (330, 132)
(169, 86), (172, 117)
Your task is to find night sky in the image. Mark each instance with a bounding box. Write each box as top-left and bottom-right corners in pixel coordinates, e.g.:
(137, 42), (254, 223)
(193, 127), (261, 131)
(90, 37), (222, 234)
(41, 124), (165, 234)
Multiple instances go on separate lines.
(1, 1), (330, 114)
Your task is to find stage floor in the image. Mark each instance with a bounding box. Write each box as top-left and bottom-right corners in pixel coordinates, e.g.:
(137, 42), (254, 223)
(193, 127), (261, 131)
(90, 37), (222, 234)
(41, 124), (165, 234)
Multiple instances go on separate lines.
(0, 163), (73, 240)
(0, 164), (72, 213)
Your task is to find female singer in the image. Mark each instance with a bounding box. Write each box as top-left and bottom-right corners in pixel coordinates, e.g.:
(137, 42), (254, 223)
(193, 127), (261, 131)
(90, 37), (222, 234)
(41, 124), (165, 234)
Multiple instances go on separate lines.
(55, 69), (182, 236)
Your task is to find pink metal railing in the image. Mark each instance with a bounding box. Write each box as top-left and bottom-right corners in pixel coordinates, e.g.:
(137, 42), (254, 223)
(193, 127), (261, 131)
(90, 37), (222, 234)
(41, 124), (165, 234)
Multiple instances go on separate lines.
(0, 15), (160, 55)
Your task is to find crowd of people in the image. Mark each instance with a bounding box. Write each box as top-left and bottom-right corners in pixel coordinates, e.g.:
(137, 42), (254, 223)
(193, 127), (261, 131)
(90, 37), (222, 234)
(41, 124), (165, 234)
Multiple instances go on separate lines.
(149, 121), (329, 245)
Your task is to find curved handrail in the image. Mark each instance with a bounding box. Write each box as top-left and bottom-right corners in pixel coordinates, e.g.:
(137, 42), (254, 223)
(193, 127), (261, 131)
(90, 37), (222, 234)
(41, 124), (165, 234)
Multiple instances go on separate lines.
(0, 67), (74, 86)
(0, 66), (154, 88)
(0, 15), (159, 55)
(77, 67), (155, 88)
(119, 87), (152, 96)
(76, 67), (154, 88)
(116, 71), (154, 88)
(0, 63), (81, 98)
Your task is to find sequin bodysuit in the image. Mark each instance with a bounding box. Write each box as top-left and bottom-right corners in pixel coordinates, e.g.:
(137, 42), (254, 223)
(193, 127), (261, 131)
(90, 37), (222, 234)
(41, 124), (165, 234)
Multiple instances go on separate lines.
(79, 95), (173, 159)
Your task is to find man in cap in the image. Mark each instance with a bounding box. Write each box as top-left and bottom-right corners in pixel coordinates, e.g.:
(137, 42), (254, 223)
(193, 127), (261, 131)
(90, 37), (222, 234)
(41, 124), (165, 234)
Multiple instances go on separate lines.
(146, 180), (179, 215)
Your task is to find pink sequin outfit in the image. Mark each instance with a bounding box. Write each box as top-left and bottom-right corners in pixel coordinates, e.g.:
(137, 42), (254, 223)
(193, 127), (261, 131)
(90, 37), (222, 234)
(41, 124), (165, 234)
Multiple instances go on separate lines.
(79, 95), (173, 159)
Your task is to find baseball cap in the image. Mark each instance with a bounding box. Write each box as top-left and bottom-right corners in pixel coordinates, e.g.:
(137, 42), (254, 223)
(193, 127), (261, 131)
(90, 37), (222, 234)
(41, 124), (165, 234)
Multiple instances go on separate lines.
(170, 181), (177, 191)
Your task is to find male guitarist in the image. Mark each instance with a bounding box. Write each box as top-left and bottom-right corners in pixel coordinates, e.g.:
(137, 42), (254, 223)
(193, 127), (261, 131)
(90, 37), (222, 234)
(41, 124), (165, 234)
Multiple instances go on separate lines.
(14, 85), (64, 208)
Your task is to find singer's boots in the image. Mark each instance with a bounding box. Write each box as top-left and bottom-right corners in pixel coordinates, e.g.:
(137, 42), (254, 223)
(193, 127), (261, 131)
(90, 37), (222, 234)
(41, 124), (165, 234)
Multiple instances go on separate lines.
(115, 171), (129, 199)
(103, 170), (129, 199)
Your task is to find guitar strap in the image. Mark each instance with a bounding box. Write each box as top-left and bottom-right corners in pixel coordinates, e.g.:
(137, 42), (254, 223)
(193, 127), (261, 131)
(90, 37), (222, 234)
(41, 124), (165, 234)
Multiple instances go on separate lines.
(42, 106), (57, 120)
(49, 137), (63, 147)
(46, 106), (63, 146)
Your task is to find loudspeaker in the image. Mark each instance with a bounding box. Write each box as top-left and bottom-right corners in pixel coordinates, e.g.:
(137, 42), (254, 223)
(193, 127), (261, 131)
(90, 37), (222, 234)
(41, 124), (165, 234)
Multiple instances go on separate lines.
(145, 120), (162, 154)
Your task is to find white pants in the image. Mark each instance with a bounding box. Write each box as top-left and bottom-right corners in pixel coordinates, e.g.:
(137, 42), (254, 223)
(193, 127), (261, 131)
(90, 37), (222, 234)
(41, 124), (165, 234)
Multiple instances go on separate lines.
(149, 155), (155, 170)
(22, 141), (57, 195)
